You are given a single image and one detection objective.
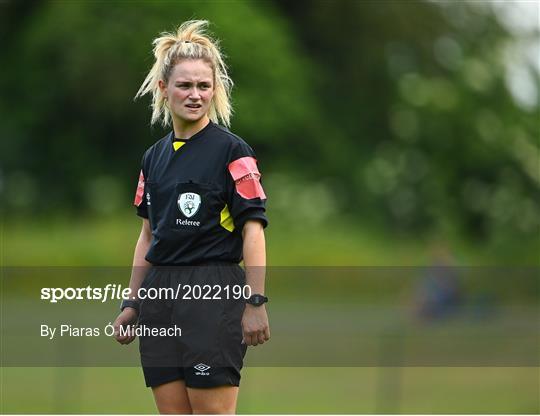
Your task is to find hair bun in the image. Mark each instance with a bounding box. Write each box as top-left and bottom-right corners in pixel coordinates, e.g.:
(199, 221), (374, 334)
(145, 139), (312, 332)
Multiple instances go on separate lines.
(135, 20), (233, 128)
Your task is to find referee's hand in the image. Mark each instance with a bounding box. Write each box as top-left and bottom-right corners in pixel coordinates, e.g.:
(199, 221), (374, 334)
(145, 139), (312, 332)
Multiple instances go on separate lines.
(112, 308), (138, 345)
(241, 304), (270, 346)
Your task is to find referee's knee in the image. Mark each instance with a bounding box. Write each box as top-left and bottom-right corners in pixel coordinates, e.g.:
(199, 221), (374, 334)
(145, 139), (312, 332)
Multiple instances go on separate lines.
(157, 404), (193, 414)
(191, 403), (235, 414)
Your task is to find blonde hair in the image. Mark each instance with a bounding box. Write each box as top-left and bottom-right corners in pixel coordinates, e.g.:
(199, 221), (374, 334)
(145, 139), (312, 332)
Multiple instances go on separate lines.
(135, 20), (233, 128)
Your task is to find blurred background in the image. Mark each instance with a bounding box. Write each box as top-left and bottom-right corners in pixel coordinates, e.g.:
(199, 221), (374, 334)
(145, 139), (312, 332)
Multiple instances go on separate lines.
(1, 0), (539, 413)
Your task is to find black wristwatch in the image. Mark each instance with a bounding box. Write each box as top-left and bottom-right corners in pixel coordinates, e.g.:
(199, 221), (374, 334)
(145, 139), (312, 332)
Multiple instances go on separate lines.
(120, 299), (140, 314)
(246, 294), (268, 307)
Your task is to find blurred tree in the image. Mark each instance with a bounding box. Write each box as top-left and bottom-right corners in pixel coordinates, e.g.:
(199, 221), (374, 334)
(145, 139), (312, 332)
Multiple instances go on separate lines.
(1, 0), (538, 248)
(0, 0), (322, 211)
(273, 0), (539, 244)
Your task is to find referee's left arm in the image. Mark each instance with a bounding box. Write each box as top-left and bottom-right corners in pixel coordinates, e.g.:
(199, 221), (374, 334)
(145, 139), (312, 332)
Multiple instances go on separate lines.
(241, 220), (270, 346)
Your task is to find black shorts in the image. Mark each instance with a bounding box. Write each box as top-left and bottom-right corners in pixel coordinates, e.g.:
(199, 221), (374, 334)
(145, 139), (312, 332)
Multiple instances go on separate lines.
(138, 263), (248, 388)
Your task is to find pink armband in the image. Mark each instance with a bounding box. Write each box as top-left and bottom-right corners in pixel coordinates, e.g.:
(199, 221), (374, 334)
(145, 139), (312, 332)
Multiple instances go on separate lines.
(228, 157), (267, 200)
(134, 170), (145, 207)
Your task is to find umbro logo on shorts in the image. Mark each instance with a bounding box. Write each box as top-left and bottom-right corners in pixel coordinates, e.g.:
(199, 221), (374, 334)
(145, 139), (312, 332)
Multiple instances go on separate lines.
(194, 363), (211, 376)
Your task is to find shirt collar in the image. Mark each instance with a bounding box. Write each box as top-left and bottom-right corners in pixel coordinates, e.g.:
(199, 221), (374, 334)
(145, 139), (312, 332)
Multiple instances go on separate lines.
(170, 120), (214, 151)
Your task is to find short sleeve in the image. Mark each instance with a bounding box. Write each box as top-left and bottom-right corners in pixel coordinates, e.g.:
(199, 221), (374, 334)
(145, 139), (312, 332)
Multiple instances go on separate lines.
(227, 141), (268, 231)
(134, 155), (148, 219)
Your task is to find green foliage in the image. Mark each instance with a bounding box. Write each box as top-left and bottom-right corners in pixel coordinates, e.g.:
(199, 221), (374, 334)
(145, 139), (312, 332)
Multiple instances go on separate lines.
(1, 1), (538, 251)
(1, 0), (320, 211)
(272, 0), (539, 243)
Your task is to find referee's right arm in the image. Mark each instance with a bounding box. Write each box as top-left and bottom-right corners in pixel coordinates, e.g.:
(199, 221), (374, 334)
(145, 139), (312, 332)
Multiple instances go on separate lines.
(130, 218), (152, 289)
(113, 219), (152, 344)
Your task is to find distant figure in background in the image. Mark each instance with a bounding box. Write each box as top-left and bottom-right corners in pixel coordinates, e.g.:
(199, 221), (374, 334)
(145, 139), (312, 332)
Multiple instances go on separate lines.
(414, 241), (462, 321)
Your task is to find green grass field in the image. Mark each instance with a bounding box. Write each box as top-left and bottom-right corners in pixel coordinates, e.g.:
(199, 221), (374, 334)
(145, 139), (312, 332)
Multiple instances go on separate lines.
(1, 213), (538, 413)
(1, 367), (538, 413)
(2, 210), (538, 267)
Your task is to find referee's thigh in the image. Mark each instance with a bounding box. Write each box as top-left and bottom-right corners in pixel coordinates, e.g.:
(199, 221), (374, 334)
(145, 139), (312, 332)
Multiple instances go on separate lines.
(152, 380), (192, 414)
(187, 385), (239, 414)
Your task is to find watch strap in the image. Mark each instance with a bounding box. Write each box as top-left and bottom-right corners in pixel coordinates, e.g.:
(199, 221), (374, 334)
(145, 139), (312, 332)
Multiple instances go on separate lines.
(246, 294), (268, 306)
(120, 299), (140, 314)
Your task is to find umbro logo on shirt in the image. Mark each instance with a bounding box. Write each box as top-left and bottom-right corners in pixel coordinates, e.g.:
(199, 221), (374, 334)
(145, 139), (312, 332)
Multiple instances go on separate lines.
(194, 363), (211, 376)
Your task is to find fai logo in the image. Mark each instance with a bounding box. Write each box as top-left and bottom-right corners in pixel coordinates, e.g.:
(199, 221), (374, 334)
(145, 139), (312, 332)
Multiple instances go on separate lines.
(178, 192), (201, 218)
(194, 363), (211, 376)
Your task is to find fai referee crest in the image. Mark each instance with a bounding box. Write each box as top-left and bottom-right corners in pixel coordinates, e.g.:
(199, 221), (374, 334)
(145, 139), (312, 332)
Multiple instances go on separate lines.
(178, 192), (201, 218)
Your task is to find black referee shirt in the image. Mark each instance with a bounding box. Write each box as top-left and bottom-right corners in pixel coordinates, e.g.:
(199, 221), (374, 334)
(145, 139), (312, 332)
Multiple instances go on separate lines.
(133, 121), (268, 265)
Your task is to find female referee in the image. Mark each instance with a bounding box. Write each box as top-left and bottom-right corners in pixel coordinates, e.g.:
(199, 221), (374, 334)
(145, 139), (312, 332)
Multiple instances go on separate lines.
(112, 20), (270, 414)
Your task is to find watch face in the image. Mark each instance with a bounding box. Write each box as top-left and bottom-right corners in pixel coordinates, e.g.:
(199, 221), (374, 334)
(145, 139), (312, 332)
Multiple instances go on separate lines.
(248, 294), (266, 305)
